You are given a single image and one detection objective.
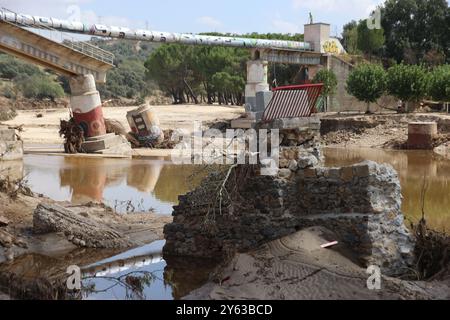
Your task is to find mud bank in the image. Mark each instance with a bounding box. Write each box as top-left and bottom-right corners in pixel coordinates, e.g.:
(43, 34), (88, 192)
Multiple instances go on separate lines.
(0, 192), (171, 259)
(320, 113), (450, 151)
(186, 227), (449, 300)
(0, 185), (172, 299)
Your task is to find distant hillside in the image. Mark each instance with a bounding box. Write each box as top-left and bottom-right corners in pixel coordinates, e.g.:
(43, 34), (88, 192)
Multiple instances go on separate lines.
(89, 38), (161, 63)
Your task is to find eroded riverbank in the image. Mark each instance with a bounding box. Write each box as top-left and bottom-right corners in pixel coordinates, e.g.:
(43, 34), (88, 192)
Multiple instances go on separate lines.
(321, 113), (450, 156)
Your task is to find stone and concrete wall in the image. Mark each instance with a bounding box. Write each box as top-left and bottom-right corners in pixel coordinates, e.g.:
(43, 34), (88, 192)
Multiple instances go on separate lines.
(164, 122), (414, 276)
(328, 56), (366, 112)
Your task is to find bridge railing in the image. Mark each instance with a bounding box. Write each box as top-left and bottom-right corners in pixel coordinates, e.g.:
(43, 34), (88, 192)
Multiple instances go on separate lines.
(1, 7), (114, 65)
(63, 40), (115, 65)
(262, 84), (324, 122)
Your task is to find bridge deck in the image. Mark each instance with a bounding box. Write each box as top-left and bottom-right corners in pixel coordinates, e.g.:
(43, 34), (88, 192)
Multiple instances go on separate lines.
(0, 20), (113, 83)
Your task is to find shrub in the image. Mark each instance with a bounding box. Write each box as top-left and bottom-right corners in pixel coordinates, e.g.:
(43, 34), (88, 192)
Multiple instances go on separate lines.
(346, 63), (386, 112)
(0, 54), (43, 80)
(312, 69), (338, 97)
(16, 75), (65, 101)
(0, 83), (16, 99)
(428, 65), (450, 102)
(386, 64), (429, 111)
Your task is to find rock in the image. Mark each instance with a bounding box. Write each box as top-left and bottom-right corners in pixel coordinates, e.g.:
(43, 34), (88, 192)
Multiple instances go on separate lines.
(303, 168), (317, 178)
(278, 169), (292, 179)
(340, 166), (354, 182)
(0, 229), (13, 247)
(5, 248), (14, 261)
(288, 160), (298, 172)
(261, 167), (279, 177)
(0, 215), (9, 227)
(279, 159), (290, 168)
(260, 159), (279, 176)
(13, 238), (28, 249)
(297, 154), (319, 169)
(33, 203), (133, 248)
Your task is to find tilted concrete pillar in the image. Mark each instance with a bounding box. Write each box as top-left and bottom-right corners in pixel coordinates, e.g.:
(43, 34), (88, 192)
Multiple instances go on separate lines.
(69, 74), (106, 138)
(245, 59), (269, 113)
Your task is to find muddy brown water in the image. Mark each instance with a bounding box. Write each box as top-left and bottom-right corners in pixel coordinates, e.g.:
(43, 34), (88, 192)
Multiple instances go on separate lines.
(1, 149), (449, 300)
(12, 151), (450, 231)
(20, 155), (205, 215)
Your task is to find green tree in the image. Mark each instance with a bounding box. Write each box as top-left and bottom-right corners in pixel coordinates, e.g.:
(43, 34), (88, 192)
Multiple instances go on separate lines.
(357, 19), (385, 58)
(346, 64), (387, 113)
(386, 63), (429, 111)
(145, 44), (190, 103)
(381, 0), (449, 63)
(99, 59), (149, 99)
(312, 69), (338, 112)
(313, 69), (338, 97)
(428, 64), (450, 102)
(342, 21), (359, 54)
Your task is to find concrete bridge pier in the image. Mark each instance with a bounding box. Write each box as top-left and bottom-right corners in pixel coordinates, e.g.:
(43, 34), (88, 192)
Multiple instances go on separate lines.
(69, 74), (132, 156)
(69, 74), (107, 138)
(232, 51), (270, 129)
(245, 51), (269, 113)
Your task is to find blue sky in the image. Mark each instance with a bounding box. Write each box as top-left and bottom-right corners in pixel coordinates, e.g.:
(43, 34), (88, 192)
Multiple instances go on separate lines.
(1, 0), (448, 35)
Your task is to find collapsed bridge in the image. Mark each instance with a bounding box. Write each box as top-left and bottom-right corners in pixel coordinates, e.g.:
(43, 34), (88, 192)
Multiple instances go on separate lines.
(0, 8), (351, 152)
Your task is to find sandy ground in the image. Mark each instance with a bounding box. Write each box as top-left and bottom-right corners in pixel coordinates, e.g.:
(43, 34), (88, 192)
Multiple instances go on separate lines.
(186, 227), (450, 300)
(2, 104), (244, 145)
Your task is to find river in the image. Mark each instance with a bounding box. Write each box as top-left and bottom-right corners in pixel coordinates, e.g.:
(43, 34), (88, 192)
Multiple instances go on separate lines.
(1, 148), (448, 299)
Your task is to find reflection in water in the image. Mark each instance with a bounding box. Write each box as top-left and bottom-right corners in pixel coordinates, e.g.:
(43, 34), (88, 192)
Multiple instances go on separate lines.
(81, 241), (172, 300)
(0, 247), (122, 300)
(80, 241), (218, 300)
(0, 240), (216, 300)
(324, 148), (450, 232)
(23, 155), (204, 214)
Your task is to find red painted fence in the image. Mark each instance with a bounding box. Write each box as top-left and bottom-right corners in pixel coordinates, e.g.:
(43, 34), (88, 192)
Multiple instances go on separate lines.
(262, 83), (323, 122)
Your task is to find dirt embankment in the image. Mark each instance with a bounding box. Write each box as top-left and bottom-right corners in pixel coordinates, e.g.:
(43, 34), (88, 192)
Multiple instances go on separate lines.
(0, 96), (69, 111)
(321, 113), (450, 152)
(0, 174), (173, 299)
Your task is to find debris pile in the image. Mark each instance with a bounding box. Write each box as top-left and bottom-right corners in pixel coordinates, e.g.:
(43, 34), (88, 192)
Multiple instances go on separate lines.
(59, 119), (85, 154)
(105, 118), (140, 148)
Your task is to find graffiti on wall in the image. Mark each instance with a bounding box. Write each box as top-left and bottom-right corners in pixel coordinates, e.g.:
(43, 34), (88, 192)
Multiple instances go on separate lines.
(322, 40), (340, 54)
